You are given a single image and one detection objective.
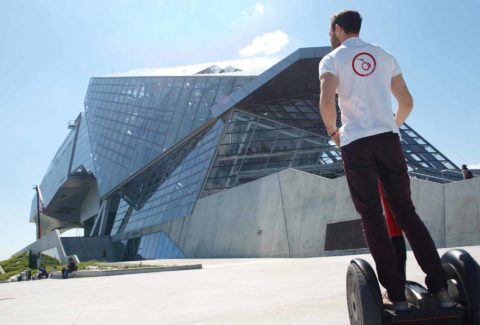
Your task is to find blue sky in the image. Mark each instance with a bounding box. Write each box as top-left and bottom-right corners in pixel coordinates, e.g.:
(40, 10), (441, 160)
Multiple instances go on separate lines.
(1, 0), (479, 260)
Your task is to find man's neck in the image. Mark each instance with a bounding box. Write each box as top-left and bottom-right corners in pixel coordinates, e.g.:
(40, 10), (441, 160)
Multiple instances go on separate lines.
(341, 34), (359, 44)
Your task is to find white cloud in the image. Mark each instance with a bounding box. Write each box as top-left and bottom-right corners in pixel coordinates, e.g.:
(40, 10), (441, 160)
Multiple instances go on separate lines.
(108, 56), (282, 77)
(255, 3), (265, 14)
(467, 163), (480, 169)
(239, 31), (289, 58)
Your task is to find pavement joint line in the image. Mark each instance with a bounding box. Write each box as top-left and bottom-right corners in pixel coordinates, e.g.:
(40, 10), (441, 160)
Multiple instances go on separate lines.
(71, 285), (101, 325)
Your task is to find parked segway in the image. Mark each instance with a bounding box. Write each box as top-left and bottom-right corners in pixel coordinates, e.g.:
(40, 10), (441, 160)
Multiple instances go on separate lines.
(346, 249), (480, 325)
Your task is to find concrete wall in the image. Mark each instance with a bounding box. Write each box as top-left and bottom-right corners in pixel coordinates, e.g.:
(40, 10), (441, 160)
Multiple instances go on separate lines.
(158, 169), (356, 257)
(21, 171), (476, 261)
(157, 168), (479, 258)
(14, 231), (117, 263)
(80, 185), (99, 223)
(14, 230), (68, 264)
(444, 176), (480, 246)
(61, 236), (117, 262)
(176, 173), (289, 257)
(409, 178), (446, 247)
(279, 169), (338, 256)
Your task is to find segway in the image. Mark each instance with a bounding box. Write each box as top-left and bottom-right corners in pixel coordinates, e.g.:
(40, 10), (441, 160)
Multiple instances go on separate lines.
(346, 249), (480, 325)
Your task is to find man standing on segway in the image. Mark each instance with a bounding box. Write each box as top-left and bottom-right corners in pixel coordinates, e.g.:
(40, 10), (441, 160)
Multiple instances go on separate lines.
(319, 10), (455, 311)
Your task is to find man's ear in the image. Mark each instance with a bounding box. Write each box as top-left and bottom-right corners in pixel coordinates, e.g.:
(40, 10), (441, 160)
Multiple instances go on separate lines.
(334, 24), (341, 36)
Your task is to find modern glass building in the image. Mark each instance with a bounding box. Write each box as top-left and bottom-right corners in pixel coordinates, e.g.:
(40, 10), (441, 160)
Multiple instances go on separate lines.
(28, 47), (462, 262)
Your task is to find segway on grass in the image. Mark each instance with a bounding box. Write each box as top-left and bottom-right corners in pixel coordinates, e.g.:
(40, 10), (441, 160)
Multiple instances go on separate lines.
(346, 248), (480, 325)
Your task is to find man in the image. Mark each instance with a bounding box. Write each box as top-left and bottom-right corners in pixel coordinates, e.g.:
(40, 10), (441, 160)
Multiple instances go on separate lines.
(319, 10), (454, 310)
(461, 164), (474, 180)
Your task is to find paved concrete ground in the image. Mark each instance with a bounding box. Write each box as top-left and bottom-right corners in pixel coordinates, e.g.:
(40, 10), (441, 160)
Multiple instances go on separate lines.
(1, 246), (479, 325)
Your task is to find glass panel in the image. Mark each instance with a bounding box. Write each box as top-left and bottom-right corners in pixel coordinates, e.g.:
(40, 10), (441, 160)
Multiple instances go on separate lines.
(120, 232), (185, 260)
(70, 113), (96, 175)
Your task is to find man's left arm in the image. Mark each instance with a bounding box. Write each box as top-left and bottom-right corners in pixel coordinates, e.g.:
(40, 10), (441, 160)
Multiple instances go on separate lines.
(320, 73), (340, 146)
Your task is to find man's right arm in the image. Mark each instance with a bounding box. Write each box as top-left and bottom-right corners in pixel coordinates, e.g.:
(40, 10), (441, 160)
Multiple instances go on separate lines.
(391, 74), (414, 127)
(320, 73), (340, 146)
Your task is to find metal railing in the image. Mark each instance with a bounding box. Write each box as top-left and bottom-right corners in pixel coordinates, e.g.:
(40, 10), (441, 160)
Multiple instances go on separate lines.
(408, 171), (448, 183)
(440, 169), (464, 184)
(408, 169), (464, 184)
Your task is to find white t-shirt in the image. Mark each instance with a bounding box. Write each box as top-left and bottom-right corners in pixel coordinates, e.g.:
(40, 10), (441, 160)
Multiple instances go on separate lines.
(319, 37), (402, 146)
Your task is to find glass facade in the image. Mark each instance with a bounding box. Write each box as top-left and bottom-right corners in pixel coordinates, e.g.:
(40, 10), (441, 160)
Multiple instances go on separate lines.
(39, 129), (76, 206)
(243, 93), (456, 180)
(245, 94), (335, 136)
(399, 124), (456, 172)
(201, 110), (342, 197)
(110, 121), (224, 236)
(84, 76), (252, 196)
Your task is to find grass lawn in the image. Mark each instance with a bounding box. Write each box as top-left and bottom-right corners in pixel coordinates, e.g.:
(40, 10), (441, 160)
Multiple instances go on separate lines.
(0, 253), (61, 281)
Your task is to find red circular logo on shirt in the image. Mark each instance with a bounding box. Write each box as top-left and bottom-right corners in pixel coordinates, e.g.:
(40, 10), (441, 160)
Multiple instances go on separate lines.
(352, 52), (376, 77)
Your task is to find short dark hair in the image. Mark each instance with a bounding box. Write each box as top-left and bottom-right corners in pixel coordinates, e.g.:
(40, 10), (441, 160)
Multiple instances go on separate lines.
(331, 10), (362, 34)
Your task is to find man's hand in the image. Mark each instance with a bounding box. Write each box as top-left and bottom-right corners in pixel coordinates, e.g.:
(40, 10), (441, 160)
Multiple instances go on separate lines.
(331, 131), (340, 147)
(320, 72), (339, 146)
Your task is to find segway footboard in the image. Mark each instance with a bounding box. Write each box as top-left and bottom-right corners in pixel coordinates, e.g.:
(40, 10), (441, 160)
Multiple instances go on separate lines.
(384, 302), (464, 325)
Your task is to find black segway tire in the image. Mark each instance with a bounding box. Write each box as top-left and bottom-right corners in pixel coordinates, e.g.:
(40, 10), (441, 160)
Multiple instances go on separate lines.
(441, 249), (480, 325)
(346, 259), (383, 325)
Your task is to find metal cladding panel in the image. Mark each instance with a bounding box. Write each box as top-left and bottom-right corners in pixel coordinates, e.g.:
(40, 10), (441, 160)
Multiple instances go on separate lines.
(84, 76), (251, 197)
(209, 47), (333, 119)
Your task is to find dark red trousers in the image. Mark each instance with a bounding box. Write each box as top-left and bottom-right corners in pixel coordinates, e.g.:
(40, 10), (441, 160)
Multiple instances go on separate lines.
(340, 132), (446, 301)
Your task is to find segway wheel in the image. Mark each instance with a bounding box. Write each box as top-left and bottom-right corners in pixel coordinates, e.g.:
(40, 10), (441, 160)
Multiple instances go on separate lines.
(441, 249), (480, 325)
(346, 259), (383, 325)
